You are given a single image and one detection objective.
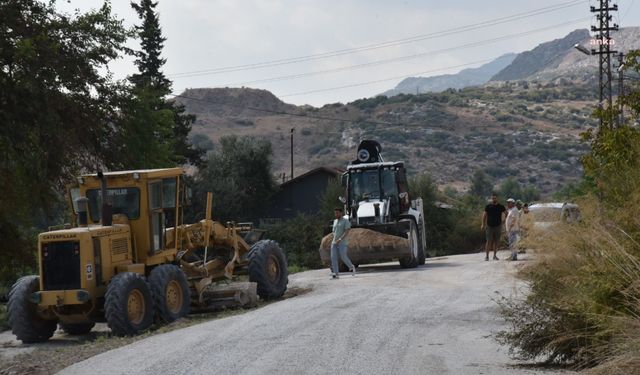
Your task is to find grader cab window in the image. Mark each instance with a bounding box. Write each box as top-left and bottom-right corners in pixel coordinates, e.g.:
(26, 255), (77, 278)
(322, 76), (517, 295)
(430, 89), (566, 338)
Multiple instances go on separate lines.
(148, 178), (179, 253)
(87, 188), (140, 223)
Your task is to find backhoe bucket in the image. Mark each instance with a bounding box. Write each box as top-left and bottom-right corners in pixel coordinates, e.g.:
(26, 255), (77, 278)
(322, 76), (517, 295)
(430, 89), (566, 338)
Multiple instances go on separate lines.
(319, 228), (410, 266)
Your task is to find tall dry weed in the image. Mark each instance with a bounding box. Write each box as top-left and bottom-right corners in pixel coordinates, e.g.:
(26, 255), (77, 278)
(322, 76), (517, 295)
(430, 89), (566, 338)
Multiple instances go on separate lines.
(497, 196), (640, 372)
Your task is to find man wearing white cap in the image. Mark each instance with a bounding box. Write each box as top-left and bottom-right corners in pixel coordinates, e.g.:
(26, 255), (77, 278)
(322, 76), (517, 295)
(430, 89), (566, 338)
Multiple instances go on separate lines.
(505, 198), (520, 260)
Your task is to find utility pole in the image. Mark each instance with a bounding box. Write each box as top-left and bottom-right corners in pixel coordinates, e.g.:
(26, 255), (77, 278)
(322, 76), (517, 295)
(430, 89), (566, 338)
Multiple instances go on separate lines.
(617, 52), (625, 126)
(590, 0), (619, 127)
(290, 128), (294, 180)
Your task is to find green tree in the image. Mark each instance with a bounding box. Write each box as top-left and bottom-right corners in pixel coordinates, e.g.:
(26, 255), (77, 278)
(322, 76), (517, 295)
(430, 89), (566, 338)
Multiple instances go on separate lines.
(112, 87), (176, 169)
(0, 0), (129, 285)
(469, 170), (493, 200)
(499, 177), (522, 200)
(129, 0), (170, 93)
(190, 136), (277, 222)
(124, 0), (202, 167)
(320, 177), (345, 220)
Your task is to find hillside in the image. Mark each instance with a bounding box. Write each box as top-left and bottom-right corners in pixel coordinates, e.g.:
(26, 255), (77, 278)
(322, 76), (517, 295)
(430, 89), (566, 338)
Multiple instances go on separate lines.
(382, 53), (516, 96)
(491, 27), (640, 82)
(177, 83), (597, 195)
(173, 26), (640, 195)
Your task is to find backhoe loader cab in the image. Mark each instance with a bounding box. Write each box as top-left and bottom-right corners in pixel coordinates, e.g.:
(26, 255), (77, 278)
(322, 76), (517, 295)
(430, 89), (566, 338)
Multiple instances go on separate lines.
(8, 168), (288, 343)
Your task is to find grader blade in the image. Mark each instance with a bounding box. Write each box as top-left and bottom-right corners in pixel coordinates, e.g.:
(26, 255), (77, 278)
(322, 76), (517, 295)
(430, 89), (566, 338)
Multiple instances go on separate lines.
(196, 281), (258, 310)
(319, 228), (410, 266)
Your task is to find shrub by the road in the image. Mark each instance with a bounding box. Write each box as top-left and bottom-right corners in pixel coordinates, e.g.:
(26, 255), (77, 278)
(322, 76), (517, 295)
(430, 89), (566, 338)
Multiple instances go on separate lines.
(267, 214), (325, 271)
(497, 199), (640, 372)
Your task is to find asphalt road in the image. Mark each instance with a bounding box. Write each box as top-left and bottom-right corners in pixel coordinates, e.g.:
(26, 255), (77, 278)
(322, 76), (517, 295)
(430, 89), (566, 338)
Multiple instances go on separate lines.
(59, 250), (564, 375)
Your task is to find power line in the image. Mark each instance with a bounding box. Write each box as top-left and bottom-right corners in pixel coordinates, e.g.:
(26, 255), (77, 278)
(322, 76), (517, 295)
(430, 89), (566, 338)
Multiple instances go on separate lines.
(216, 17), (588, 90)
(168, 0), (584, 78)
(279, 18), (589, 98)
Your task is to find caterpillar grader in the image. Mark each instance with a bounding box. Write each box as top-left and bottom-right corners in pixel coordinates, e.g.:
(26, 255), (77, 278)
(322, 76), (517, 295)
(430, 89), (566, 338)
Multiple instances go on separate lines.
(7, 168), (288, 342)
(319, 140), (426, 269)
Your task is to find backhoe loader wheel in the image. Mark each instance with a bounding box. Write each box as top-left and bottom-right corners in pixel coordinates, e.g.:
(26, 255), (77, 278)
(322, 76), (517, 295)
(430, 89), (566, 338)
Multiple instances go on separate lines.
(105, 272), (154, 336)
(7, 275), (58, 343)
(417, 224), (426, 266)
(60, 322), (95, 335)
(399, 219), (419, 269)
(248, 240), (288, 300)
(149, 264), (190, 323)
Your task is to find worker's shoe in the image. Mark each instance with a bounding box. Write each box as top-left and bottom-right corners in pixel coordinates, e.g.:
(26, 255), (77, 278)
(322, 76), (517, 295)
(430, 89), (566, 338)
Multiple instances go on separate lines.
(493, 255), (499, 260)
(485, 256), (489, 261)
(351, 266), (356, 276)
(331, 273), (339, 279)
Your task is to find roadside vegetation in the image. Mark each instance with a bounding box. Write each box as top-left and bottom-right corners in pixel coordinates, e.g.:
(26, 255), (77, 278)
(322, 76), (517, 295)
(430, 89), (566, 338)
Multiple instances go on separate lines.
(0, 303), (8, 332)
(497, 50), (640, 374)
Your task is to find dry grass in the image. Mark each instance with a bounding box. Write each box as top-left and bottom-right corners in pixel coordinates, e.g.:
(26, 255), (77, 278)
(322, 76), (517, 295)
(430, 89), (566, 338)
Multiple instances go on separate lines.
(497, 198), (640, 372)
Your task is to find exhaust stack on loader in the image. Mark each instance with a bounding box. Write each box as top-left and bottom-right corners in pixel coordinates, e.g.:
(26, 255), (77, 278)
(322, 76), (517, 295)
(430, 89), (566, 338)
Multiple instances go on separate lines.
(319, 140), (426, 269)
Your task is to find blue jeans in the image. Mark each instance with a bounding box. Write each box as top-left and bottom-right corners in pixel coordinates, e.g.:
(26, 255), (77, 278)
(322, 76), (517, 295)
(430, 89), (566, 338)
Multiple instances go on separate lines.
(331, 242), (353, 275)
(508, 230), (520, 259)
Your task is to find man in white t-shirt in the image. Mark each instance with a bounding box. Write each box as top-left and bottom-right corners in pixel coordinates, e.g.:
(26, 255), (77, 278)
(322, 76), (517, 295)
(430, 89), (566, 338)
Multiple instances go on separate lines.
(505, 198), (520, 261)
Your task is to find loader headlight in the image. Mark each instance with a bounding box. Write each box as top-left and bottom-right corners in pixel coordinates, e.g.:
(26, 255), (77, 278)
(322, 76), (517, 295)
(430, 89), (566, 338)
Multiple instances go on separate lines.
(357, 149), (370, 162)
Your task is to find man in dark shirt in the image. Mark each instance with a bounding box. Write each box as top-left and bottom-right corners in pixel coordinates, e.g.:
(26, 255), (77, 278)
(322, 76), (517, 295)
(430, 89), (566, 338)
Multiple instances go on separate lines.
(481, 194), (506, 261)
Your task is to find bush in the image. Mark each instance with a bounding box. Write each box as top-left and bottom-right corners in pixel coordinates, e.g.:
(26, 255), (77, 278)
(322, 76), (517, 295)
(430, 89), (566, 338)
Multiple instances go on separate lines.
(266, 215), (325, 270)
(410, 174), (484, 254)
(497, 200), (640, 370)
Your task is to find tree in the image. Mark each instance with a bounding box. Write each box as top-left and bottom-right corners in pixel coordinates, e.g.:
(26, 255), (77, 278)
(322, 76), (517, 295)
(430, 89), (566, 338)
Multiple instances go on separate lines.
(499, 177), (522, 200)
(0, 0), (129, 284)
(129, 0), (170, 94)
(190, 136), (277, 222)
(125, 0), (202, 167)
(469, 170), (493, 201)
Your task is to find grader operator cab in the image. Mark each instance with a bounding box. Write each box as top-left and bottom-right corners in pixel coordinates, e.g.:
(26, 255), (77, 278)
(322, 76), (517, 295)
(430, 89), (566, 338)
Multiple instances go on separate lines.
(8, 168), (288, 343)
(319, 140), (426, 268)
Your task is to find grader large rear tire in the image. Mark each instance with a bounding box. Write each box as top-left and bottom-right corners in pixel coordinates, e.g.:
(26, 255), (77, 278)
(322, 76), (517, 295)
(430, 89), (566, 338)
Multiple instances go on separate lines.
(149, 264), (190, 323)
(60, 322), (95, 335)
(7, 276), (57, 343)
(399, 219), (419, 269)
(105, 272), (154, 336)
(248, 240), (288, 300)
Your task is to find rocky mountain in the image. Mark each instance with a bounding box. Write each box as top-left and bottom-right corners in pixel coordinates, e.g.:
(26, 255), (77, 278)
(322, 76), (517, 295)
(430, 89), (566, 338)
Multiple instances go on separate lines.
(382, 53), (517, 96)
(491, 27), (640, 82)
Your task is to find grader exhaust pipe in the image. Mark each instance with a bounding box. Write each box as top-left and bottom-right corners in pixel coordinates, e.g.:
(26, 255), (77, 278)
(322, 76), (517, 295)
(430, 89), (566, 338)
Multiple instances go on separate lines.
(97, 170), (112, 226)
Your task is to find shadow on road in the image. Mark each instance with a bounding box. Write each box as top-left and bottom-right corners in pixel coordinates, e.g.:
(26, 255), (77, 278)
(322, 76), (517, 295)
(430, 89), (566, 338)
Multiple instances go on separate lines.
(356, 262), (460, 274)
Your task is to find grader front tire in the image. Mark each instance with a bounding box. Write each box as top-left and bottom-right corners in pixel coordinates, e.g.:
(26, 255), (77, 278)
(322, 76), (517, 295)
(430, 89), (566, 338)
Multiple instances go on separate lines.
(105, 272), (154, 336)
(7, 276), (57, 343)
(248, 240), (288, 300)
(149, 264), (190, 323)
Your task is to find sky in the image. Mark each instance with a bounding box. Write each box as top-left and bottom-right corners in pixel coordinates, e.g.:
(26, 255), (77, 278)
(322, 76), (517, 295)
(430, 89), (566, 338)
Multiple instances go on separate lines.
(57, 0), (640, 106)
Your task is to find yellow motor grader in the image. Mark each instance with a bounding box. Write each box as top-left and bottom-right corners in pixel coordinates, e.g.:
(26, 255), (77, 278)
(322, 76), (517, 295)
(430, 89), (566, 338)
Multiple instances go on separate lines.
(7, 168), (288, 342)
